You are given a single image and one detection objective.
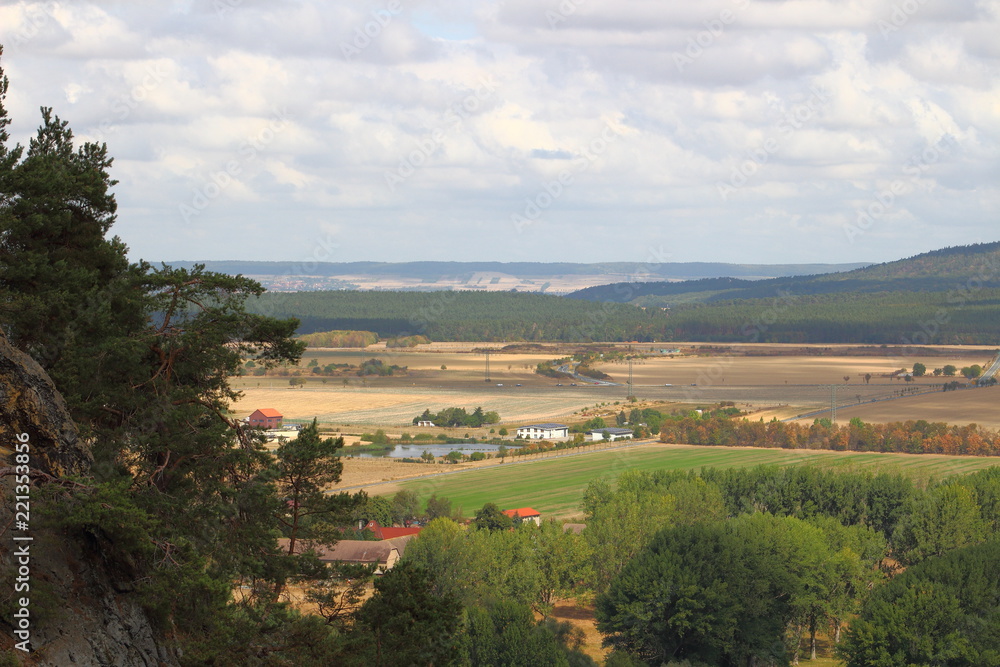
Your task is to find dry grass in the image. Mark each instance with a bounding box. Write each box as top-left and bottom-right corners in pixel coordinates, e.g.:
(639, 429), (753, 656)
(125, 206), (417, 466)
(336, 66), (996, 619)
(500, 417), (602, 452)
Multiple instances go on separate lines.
(789, 385), (1000, 430)
(594, 353), (991, 386)
(231, 346), (998, 433)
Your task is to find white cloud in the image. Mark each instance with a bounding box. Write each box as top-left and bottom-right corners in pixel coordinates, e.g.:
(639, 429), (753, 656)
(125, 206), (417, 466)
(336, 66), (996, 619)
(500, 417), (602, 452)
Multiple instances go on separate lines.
(0, 0), (996, 265)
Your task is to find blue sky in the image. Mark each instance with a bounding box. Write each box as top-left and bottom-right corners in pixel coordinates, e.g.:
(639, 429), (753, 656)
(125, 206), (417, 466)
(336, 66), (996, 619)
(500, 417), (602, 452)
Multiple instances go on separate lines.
(0, 0), (997, 266)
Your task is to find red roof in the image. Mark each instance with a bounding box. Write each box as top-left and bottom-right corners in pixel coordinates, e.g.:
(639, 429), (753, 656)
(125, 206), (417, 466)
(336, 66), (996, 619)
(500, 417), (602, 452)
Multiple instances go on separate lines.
(364, 520), (422, 540)
(502, 507), (540, 518)
(255, 408), (282, 418)
(379, 527), (422, 539)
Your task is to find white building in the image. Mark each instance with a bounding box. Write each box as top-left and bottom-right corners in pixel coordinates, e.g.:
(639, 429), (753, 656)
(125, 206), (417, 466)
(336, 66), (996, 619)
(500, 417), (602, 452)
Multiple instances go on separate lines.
(586, 427), (634, 442)
(515, 423), (570, 439)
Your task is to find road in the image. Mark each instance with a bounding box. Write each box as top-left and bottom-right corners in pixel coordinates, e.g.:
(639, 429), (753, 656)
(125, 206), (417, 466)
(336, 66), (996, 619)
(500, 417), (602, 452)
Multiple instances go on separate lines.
(981, 353), (1000, 381)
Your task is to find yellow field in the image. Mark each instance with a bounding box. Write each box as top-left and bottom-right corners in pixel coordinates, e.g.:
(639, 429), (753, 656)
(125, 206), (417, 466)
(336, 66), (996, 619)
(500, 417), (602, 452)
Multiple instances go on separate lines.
(231, 345), (998, 431)
(594, 353), (993, 387)
(231, 385), (597, 428)
(789, 385), (1000, 431)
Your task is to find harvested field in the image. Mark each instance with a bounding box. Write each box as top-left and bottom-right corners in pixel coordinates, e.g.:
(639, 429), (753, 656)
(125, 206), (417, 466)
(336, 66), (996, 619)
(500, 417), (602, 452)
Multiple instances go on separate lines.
(231, 385), (597, 427)
(231, 345), (998, 431)
(790, 385), (1000, 431)
(594, 353), (992, 386)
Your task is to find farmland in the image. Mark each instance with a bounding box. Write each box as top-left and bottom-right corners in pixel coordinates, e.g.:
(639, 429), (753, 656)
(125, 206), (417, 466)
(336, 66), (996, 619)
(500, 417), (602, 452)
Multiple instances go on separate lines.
(388, 442), (1000, 519)
(230, 343), (999, 431)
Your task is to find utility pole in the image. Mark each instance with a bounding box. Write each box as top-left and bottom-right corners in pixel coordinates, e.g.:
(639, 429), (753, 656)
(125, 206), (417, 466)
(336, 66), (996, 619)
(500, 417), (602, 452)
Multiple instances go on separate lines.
(627, 358), (634, 399)
(831, 384), (838, 424)
(484, 350), (492, 383)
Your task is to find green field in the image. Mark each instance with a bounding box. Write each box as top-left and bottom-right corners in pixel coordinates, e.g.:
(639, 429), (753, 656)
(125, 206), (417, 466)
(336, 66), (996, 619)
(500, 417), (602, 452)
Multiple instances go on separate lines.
(396, 444), (1000, 519)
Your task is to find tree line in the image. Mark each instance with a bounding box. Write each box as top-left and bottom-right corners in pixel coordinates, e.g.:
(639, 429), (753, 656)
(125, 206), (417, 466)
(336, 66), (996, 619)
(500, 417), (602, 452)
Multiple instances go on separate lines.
(659, 414), (1000, 456)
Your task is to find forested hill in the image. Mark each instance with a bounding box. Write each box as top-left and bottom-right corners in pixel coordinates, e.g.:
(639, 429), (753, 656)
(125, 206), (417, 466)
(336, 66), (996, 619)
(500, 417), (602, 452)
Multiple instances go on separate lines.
(567, 242), (1000, 305)
(248, 290), (672, 342)
(164, 259), (865, 283)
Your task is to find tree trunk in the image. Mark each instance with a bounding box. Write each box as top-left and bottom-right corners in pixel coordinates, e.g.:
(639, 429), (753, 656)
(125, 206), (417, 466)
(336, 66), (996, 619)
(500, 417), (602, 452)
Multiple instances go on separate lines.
(791, 622), (803, 665)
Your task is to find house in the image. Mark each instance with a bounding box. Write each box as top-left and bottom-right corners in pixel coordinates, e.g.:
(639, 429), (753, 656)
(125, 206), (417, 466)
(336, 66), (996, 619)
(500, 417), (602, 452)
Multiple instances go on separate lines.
(515, 423), (569, 439)
(364, 520), (422, 540)
(248, 408), (283, 429)
(416, 420), (435, 427)
(277, 535), (417, 574)
(585, 427), (634, 442)
(502, 507), (541, 526)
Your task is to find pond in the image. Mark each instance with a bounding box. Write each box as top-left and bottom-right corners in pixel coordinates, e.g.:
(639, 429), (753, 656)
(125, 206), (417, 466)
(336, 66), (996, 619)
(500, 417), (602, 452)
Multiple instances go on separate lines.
(343, 442), (521, 459)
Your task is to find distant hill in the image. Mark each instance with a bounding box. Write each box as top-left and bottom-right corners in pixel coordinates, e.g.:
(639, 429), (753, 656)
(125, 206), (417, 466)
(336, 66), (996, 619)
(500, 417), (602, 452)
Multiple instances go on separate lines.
(160, 260), (867, 295)
(567, 242), (1000, 305)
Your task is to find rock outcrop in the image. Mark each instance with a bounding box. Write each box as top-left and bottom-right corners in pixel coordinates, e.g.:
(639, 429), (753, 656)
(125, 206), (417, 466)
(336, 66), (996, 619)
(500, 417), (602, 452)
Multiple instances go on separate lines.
(1, 333), (177, 666)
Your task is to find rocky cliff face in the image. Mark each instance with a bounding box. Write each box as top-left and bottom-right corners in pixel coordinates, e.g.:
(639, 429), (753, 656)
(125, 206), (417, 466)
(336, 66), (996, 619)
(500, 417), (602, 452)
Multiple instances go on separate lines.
(1, 334), (177, 666)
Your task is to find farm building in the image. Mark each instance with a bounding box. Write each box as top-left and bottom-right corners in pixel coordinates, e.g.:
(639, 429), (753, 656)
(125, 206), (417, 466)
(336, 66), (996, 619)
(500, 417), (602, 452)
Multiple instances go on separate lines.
(277, 535), (417, 574)
(502, 507), (541, 526)
(585, 427), (634, 442)
(247, 408), (283, 429)
(515, 423), (569, 439)
(415, 420), (435, 427)
(364, 520), (423, 540)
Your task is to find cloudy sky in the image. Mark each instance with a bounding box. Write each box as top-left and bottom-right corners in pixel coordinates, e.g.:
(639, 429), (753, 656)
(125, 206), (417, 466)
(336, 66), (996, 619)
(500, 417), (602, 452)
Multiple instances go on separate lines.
(0, 0), (997, 266)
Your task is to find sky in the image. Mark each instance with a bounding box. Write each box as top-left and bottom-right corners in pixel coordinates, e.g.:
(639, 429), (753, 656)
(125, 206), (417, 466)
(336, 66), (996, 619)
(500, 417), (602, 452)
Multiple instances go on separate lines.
(0, 0), (998, 266)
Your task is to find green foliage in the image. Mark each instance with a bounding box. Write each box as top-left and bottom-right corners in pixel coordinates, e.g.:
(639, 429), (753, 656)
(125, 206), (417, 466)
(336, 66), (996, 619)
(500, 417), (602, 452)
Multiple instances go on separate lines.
(891, 482), (989, 565)
(296, 329), (378, 348)
(346, 561), (463, 666)
(273, 419), (355, 554)
(473, 502), (514, 532)
(357, 358), (405, 376)
(354, 496), (393, 528)
(595, 514), (836, 667)
(425, 493), (453, 520)
(412, 405), (500, 427)
(458, 600), (595, 666)
(961, 364), (983, 379)
(385, 334), (431, 347)
(912, 361), (927, 376)
(389, 489), (421, 525)
(840, 541), (1000, 667)
(251, 290), (674, 343)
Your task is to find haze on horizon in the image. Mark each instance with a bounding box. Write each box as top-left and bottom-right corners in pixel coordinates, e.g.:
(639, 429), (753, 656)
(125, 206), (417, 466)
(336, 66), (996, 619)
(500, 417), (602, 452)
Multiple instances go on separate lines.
(0, 0), (997, 267)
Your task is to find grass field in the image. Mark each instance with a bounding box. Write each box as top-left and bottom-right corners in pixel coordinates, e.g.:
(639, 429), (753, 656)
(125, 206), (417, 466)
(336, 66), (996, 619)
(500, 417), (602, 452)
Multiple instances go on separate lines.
(394, 443), (1000, 519)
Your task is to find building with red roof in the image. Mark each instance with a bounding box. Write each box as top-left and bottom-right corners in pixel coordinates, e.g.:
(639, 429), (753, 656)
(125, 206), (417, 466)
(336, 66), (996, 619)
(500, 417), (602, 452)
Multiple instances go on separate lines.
(248, 408), (283, 429)
(364, 520), (422, 540)
(502, 507), (541, 526)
